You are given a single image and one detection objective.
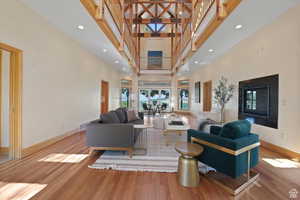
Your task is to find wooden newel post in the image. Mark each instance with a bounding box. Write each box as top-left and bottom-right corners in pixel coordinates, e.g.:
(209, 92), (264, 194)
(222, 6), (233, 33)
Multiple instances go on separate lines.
(217, 0), (227, 19)
(95, 0), (104, 20)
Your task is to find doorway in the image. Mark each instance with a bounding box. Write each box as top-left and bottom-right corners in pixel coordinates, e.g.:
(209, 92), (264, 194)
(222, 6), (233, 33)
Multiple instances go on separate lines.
(0, 42), (23, 161)
(101, 81), (109, 114)
(138, 88), (171, 112)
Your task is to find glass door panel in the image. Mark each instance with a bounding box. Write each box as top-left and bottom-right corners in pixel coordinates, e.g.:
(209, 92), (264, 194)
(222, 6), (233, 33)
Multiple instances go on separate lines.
(139, 88), (171, 112)
(121, 88), (130, 108)
(139, 89), (171, 112)
(139, 89), (149, 111)
(178, 88), (189, 110)
(160, 89), (170, 112)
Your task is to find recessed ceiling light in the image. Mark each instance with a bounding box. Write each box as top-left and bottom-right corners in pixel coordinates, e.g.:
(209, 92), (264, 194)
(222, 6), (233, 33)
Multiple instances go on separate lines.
(77, 25), (85, 30)
(208, 49), (214, 53)
(235, 24), (243, 30)
(179, 11), (183, 15)
(115, 60), (119, 64)
(103, 49), (107, 52)
(194, 61), (199, 64)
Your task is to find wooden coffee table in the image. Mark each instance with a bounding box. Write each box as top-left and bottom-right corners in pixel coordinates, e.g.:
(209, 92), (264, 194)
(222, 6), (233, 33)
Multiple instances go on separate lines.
(162, 119), (190, 145)
(175, 142), (204, 187)
(163, 120), (190, 135)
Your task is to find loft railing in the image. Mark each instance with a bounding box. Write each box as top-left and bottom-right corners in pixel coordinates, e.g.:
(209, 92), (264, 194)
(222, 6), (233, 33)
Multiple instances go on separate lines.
(81, 0), (241, 74)
(104, 0), (138, 68)
(171, 0), (240, 73)
(81, 0), (138, 72)
(172, 0), (218, 71)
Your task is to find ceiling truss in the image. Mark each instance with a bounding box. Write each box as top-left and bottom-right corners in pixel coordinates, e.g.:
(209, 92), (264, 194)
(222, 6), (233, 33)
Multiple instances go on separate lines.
(80, 0), (241, 75)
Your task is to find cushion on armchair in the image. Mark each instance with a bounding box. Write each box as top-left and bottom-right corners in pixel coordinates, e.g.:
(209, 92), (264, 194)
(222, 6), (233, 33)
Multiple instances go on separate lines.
(210, 126), (222, 135)
(220, 120), (251, 139)
(188, 129), (258, 151)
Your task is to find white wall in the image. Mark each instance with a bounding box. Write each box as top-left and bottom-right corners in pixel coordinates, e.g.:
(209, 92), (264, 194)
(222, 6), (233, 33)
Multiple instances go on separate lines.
(140, 38), (171, 70)
(184, 4), (300, 153)
(1, 50), (10, 147)
(0, 0), (121, 148)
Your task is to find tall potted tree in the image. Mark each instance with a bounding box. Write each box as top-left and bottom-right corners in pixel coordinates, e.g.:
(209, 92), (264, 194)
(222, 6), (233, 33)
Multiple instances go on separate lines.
(213, 76), (235, 123)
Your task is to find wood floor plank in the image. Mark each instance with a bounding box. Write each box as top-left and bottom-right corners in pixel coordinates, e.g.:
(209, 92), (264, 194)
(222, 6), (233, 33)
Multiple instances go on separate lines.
(0, 129), (299, 200)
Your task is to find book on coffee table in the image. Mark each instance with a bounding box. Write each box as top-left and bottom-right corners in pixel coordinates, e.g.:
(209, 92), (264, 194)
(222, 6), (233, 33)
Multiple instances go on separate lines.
(168, 121), (184, 126)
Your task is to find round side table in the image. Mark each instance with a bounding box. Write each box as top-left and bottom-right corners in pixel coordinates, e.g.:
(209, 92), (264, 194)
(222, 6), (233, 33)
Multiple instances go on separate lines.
(175, 141), (204, 187)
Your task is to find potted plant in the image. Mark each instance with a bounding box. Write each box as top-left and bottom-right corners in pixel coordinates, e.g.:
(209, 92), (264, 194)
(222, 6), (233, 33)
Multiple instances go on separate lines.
(213, 76), (235, 123)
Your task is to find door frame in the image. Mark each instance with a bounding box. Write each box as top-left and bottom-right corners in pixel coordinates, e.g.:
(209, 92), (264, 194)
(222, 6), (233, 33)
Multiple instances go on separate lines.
(0, 42), (23, 159)
(101, 80), (109, 114)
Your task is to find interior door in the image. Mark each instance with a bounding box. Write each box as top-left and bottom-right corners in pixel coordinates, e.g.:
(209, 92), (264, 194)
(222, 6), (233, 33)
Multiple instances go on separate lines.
(101, 81), (109, 114)
(203, 81), (212, 112)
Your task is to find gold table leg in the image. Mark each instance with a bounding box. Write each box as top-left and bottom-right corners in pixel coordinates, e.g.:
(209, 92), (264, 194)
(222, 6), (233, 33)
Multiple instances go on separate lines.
(177, 155), (200, 187)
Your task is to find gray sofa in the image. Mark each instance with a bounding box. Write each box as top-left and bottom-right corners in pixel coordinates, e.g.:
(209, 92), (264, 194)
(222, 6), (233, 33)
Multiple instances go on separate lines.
(86, 108), (144, 157)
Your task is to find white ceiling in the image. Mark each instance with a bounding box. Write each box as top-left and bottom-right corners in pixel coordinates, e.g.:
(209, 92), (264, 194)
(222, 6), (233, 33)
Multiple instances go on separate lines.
(180, 0), (300, 75)
(19, 0), (300, 75)
(19, 0), (129, 73)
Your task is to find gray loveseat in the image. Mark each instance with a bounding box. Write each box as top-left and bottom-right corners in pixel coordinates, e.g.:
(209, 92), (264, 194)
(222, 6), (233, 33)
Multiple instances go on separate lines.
(86, 108), (144, 157)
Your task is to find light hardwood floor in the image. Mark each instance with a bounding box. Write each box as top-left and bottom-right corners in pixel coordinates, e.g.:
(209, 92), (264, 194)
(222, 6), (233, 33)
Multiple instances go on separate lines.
(0, 130), (299, 200)
(0, 154), (10, 164)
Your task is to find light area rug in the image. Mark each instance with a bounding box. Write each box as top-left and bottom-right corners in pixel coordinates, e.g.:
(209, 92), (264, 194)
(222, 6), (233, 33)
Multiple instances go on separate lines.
(89, 128), (215, 173)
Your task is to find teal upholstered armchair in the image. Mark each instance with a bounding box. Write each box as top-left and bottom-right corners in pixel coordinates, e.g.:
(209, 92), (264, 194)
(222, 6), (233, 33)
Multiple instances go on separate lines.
(187, 120), (260, 180)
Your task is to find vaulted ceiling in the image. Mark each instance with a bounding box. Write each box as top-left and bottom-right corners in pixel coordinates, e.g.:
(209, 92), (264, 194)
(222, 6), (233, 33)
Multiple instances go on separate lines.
(81, 0), (241, 75)
(20, 0), (300, 75)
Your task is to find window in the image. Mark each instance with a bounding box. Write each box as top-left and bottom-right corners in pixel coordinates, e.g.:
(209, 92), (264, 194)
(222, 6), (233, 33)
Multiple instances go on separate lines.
(178, 89), (189, 110)
(246, 90), (257, 110)
(160, 89), (170, 111)
(178, 80), (190, 111)
(120, 79), (132, 108)
(146, 24), (166, 32)
(139, 88), (171, 112)
(139, 89), (149, 111)
(121, 88), (130, 108)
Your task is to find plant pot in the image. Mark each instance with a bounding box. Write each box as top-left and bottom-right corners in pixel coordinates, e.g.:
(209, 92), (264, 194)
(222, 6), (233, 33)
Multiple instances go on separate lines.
(220, 107), (225, 124)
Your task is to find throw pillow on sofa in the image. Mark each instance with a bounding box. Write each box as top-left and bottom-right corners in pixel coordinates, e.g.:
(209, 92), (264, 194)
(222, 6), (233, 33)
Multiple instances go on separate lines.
(127, 110), (139, 122)
(101, 111), (121, 124)
(115, 108), (127, 123)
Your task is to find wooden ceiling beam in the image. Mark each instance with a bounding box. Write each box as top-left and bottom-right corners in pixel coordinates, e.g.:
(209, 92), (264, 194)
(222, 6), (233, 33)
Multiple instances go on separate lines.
(182, 3), (192, 14)
(175, 0), (242, 72)
(158, 3), (175, 18)
(133, 32), (180, 37)
(138, 3), (154, 17)
(132, 18), (181, 24)
(158, 3), (172, 18)
(140, 3), (155, 17)
(135, 0), (191, 3)
(194, 0), (240, 49)
(80, 0), (137, 72)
